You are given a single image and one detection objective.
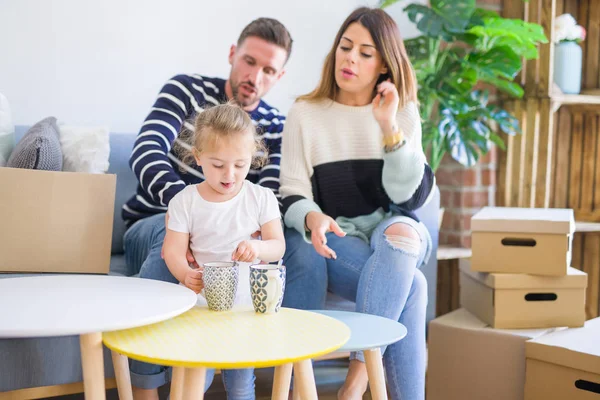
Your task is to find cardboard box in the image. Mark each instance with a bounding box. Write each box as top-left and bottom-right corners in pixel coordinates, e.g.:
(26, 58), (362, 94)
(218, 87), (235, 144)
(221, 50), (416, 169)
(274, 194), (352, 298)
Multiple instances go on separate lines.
(0, 167), (116, 274)
(427, 308), (564, 400)
(460, 259), (587, 329)
(471, 207), (575, 276)
(525, 317), (600, 399)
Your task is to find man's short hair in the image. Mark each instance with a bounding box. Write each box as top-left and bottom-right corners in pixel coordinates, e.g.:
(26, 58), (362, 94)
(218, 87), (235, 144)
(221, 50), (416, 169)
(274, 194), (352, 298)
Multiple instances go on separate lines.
(237, 18), (293, 61)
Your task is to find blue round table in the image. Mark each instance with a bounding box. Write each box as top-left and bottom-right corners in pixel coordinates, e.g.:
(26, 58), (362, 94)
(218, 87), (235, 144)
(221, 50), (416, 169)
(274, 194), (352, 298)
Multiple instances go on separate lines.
(294, 310), (407, 400)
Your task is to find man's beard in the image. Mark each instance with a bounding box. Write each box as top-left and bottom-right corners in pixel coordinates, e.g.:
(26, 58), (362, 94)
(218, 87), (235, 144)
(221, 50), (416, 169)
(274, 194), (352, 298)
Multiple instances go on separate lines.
(231, 80), (257, 107)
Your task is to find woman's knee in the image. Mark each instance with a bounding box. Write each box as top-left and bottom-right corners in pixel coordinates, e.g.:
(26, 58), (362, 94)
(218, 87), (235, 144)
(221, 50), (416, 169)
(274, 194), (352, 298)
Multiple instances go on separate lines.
(382, 222), (421, 256)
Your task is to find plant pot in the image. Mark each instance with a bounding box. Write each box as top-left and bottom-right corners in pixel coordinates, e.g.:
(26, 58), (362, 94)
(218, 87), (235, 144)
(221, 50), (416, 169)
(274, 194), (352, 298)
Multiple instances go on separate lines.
(554, 41), (582, 94)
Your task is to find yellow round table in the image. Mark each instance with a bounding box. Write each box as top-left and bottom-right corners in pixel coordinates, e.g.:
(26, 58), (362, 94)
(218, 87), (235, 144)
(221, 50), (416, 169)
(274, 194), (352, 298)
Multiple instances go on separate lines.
(103, 306), (350, 400)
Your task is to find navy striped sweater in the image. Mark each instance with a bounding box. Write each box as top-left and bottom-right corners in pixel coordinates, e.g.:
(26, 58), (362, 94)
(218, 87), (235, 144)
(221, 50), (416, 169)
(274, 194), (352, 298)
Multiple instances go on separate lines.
(122, 74), (284, 225)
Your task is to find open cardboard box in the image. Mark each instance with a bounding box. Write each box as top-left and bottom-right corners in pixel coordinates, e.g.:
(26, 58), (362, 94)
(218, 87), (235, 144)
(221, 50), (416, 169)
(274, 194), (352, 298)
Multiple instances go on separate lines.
(0, 167), (116, 274)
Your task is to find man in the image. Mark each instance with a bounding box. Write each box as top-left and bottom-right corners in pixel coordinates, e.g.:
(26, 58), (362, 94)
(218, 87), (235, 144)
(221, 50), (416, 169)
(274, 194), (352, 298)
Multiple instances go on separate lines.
(122, 18), (292, 399)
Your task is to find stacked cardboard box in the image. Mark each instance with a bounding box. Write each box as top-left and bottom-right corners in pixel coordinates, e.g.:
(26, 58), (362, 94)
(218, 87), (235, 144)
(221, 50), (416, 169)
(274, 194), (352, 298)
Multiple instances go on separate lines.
(428, 207), (592, 400)
(465, 207), (586, 329)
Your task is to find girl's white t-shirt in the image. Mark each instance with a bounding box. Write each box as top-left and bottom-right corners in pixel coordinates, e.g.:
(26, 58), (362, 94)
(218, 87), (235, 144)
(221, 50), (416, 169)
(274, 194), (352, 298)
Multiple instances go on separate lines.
(167, 181), (281, 306)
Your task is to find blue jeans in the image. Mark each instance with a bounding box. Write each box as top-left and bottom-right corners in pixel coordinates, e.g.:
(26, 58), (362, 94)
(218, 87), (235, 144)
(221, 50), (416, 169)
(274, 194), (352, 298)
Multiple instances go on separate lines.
(282, 216), (430, 400)
(124, 213), (256, 399)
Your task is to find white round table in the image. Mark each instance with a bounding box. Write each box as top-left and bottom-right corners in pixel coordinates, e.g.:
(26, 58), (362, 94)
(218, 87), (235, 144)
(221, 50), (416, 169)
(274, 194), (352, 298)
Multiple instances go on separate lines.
(0, 275), (197, 400)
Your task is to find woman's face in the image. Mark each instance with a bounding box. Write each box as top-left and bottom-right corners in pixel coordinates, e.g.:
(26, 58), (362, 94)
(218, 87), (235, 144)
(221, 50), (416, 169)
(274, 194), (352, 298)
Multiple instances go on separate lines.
(334, 22), (387, 98)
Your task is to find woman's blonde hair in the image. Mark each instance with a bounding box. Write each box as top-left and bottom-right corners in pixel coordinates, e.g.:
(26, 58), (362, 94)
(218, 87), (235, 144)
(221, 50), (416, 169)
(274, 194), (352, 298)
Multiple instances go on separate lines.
(176, 102), (267, 171)
(299, 7), (417, 108)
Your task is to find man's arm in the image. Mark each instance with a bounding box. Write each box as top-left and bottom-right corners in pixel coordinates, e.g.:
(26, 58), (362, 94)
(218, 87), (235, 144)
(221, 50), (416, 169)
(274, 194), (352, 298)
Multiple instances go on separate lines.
(129, 75), (198, 207)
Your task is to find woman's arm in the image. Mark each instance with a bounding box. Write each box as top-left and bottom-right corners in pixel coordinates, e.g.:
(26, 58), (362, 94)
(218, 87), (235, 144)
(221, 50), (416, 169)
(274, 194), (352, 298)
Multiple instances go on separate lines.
(381, 101), (432, 206)
(279, 103), (323, 236)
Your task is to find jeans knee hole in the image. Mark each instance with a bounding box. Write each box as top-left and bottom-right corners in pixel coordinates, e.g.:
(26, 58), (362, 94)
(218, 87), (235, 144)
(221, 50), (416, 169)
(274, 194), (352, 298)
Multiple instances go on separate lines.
(383, 234), (420, 257)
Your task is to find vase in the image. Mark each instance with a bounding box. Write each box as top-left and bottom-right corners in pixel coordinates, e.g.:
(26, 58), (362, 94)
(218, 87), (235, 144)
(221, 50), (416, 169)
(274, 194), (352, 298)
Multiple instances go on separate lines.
(554, 41), (582, 94)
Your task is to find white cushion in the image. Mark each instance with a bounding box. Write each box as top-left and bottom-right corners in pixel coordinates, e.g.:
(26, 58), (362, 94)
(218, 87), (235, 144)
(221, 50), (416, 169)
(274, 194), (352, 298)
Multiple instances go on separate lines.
(59, 125), (110, 173)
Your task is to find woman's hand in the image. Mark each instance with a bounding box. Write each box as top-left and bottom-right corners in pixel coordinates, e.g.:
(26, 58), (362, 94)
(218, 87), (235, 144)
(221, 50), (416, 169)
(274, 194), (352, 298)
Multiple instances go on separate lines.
(372, 79), (400, 137)
(232, 240), (261, 262)
(306, 211), (346, 259)
(183, 267), (204, 294)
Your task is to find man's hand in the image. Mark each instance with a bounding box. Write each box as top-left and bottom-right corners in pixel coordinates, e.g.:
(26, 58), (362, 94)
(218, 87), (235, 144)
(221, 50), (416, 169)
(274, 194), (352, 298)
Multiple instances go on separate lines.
(305, 211), (346, 259)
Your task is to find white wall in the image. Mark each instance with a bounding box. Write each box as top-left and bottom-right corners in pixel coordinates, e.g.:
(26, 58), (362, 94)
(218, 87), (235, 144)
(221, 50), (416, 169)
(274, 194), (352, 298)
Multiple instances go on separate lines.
(0, 0), (424, 133)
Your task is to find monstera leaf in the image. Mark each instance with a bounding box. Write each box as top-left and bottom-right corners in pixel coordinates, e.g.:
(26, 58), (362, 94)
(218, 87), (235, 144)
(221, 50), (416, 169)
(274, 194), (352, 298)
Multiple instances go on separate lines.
(467, 18), (548, 58)
(405, 0), (476, 38)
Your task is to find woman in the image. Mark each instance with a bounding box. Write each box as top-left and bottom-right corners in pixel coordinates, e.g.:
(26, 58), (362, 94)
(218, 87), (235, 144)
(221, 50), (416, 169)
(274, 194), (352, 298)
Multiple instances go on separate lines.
(279, 7), (434, 400)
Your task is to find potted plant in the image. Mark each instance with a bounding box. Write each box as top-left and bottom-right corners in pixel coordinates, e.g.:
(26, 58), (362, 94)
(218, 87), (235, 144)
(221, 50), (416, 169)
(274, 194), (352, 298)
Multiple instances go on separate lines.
(380, 0), (548, 227)
(553, 13), (586, 94)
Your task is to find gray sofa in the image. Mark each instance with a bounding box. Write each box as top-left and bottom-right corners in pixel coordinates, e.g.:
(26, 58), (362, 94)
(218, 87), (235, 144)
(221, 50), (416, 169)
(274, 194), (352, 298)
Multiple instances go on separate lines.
(0, 127), (439, 393)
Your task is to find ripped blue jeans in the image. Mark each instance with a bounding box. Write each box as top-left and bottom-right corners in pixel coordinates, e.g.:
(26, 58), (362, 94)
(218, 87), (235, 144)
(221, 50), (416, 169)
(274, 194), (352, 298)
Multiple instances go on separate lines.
(282, 216), (431, 400)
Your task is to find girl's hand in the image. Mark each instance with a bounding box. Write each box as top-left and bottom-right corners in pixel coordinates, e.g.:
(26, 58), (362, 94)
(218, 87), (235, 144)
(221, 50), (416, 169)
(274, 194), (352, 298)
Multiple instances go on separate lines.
(372, 79), (400, 136)
(305, 211), (346, 259)
(183, 268), (204, 294)
(232, 240), (260, 262)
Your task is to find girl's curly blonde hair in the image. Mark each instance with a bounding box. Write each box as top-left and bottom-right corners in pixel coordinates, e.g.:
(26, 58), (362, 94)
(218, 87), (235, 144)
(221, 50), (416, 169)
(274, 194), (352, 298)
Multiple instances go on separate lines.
(175, 102), (268, 171)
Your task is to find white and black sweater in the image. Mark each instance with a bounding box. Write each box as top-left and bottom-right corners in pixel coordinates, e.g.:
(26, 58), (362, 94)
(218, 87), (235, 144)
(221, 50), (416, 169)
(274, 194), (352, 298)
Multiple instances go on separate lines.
(279, 99), (435, 241)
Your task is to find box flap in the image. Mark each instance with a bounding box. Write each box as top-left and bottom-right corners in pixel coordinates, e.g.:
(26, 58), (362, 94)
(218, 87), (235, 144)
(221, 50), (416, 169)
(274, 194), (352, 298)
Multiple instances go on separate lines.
(431, 308), (562, 339)
(526, 317), (600, 375)
(460, 260), (587, 289)
(471, 207), (575, 234)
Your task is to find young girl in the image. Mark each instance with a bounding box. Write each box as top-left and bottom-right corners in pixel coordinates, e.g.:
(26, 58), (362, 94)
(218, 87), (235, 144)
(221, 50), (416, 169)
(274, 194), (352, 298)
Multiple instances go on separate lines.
(163, 102), (285, 399)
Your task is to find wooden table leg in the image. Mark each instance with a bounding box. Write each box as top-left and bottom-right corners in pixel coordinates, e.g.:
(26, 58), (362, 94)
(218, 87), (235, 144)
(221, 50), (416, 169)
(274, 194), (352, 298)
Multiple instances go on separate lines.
(171, 367), (186, 400)
(364, 348), (388, 400)
(272, 363), (293, 400)
(80, 332), (106, 400)
(111, 351), (133, 400)
(183, 367), (206, 400)
(292, 360), (317, 400)
(292, 373), (301, 400)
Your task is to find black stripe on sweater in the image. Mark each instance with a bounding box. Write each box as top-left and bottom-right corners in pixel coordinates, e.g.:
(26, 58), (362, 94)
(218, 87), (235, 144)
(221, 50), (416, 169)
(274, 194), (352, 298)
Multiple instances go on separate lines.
(283, 160), (434, 222)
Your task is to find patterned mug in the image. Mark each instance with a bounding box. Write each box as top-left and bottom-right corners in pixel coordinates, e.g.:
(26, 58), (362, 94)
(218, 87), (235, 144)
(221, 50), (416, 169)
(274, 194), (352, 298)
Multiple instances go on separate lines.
(249, 264), (286, 314)
(202, 261), (239, 312)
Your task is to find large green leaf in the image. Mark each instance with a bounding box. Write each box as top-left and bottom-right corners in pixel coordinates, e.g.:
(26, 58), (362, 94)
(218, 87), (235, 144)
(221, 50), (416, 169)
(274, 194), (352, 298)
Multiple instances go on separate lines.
(379, 0), (400, 8)
(468, 8), (500, 27)
(404, 36), (430, 61)
(481, 75), (524, 97)
(404, 0), (475, 38)
(405, 4), (447, 38)
(430, 0), (476, 31)
(467, 18), (547, 58)
(467, 46), (521, 79)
